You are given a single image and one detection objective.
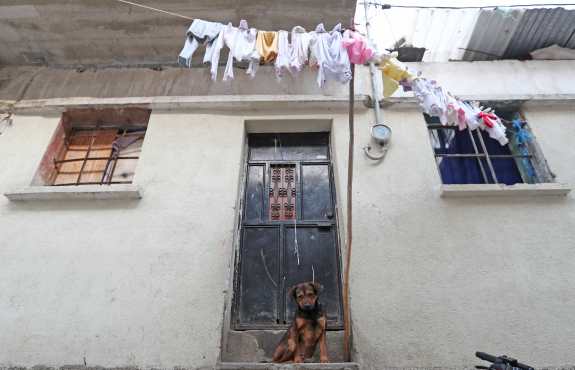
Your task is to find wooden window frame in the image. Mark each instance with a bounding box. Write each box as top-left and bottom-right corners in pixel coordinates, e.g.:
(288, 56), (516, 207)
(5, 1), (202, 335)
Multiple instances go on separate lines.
(33, 108), (150, 186)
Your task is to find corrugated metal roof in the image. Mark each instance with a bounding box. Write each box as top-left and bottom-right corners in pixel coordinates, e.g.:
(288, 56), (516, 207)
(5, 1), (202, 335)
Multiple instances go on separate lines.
(360, 5), (575, 62)
(502, 8), (575, 58)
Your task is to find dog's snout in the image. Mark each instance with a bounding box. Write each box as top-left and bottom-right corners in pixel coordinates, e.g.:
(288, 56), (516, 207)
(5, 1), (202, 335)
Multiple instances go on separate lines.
(302, 303), (314, 310)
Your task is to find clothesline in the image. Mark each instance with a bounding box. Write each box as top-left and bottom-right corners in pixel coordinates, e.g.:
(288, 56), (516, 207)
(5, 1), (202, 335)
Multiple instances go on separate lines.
(379, 56), (510, 145)
(178, 19), (373, 87)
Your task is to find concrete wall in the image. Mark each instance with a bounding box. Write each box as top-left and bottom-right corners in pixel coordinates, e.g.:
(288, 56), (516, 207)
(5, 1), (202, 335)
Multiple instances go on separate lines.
(0, 61), (574, 369)
(0, 111), (247, 368)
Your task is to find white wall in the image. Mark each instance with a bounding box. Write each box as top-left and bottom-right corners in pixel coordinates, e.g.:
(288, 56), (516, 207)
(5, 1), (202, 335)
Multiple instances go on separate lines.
(0, 112), (246, 368)
(1, 61), (575, 369)
(349, 105), (575, 369)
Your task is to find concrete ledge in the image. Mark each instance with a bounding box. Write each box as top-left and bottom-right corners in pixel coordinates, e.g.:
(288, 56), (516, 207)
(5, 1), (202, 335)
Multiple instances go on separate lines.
(440, 183), (572, 198)
(4, 184), (142, 201)
(217, 363), (359, 370)
(6, 95), (370, 114)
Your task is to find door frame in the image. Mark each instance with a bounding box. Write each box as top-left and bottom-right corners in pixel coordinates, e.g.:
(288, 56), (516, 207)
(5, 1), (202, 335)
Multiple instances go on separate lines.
(231, 131), (345, 331)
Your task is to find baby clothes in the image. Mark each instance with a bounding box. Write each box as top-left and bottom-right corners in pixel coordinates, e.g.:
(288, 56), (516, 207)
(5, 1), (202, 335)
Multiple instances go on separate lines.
(478, 111), (509, 145)
(178, 19), (224, 68)
(411, 78), (445, 118)
(274, 30), (291, 78)
(458, 101), (481, 130)
(256, 31), (279, 63)
(222, 20), (260, 81)
(342, 30), (374, 65)
(289, 26), (311, 73)
(309, 23), (352, 87)
(379, 57), (413, 97)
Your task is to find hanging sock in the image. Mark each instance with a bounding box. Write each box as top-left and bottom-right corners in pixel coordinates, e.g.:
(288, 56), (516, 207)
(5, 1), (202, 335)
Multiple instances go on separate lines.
(342, 29), (374, 65)
(309, 23), (351, 87)
(222, 20), (260, 81)
(178, 19), (224, 68)
(289, 26), (311, 73)
(256, 31), (279, 64)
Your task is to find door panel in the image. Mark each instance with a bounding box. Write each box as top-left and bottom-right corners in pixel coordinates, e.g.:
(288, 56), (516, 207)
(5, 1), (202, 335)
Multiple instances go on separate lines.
(244, 164), (265, 223)
(238, 227), (280, 325)
(301, 164), (334, 221)
(284, 226), (342, 324)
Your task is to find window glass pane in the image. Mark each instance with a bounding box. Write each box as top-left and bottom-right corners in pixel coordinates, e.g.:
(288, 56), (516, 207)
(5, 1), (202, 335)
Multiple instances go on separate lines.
(249, 133), (329, 161)
(301, 164), (333, 220)
(244, 165), (265, 223)
(238, 227), (280, 325)
(284, 226), (341, 323)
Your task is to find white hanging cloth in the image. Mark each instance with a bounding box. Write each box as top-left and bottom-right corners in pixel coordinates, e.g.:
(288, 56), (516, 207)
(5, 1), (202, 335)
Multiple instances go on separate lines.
(289, 26), (311, 73)
(178, 19), (224, 68)
(274, 30), (291, 79)
(309, 23), (351, 87)
(222, 20), (260, 81)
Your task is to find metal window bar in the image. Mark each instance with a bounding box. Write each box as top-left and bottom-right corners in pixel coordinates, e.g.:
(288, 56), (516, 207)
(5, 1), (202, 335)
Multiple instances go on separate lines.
(428, 125), (527, 185)
(52, 126), (145, 186)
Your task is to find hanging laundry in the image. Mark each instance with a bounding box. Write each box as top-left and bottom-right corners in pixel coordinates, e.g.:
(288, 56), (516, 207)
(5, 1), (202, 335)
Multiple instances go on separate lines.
(256, 31), (279, 63)
(379, 57), (414, 97)
(459, 101), (482, 131)
(289, 26), (311, 73)
(309, 23), (352, 87)
(178, 19), (225, 69)
(342, 30), (374, 65)
(274, 30), (291, 78)
(411, 78), (445, 118)
(478, 111), (508, 145)
(222, 20), (260, 81)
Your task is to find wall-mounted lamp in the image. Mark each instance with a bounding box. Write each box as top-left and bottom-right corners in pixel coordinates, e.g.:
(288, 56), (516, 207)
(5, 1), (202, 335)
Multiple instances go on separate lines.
(363, 123), (392, 161)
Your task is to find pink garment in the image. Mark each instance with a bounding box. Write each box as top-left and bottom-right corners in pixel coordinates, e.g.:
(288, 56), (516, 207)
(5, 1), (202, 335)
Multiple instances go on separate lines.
(342, 30), (374, 65)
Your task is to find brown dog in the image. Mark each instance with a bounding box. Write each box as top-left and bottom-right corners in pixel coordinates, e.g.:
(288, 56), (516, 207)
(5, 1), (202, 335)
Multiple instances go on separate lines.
(272, 282), (329, 363)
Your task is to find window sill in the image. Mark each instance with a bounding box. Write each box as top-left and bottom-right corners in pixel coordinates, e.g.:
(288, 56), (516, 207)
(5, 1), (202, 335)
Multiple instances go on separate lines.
(440, 183), (572, 198)
(4, 184), (142, 201)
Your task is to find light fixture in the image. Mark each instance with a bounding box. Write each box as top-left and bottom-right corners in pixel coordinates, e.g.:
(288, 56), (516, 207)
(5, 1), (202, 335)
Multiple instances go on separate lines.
(364, 123), (392, 161)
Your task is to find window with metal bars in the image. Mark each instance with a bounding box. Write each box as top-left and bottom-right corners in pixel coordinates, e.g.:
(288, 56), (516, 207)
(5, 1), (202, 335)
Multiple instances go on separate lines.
(33, 108), (150, 186)
(425, 110), (554, 185)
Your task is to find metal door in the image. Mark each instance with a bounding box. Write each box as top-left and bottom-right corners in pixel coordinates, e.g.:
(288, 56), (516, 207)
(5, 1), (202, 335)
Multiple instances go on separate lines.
(233, 132), (343, 330)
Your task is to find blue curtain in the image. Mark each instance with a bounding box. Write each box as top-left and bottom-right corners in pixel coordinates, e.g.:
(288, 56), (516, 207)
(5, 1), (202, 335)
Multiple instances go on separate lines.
(437, 129), (522, 185)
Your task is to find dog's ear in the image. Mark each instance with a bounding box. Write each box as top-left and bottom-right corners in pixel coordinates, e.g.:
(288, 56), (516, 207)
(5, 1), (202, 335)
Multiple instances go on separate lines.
(311, 282), (323, 294)
(288, 285), (298, 301)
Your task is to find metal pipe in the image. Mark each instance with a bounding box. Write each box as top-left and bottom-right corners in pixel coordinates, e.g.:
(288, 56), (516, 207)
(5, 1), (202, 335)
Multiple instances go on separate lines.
(343, 63), (355, 363)
(364, 0), (382, 124)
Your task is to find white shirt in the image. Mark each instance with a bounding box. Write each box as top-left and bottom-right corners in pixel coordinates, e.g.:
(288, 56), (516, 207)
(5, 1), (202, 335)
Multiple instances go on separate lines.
(274, 30), (291, 79)
(309, 23), (351, 87)
(222, 20), (260, 81)
(289, 26), (311, 73)
(178, 19), (224, 69)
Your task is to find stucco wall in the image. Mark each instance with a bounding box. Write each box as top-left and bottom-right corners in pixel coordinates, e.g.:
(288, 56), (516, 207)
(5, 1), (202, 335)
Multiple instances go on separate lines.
(1, 61), (574, 369)
(0, 112), (247, 368)
(349, 106), (575, 369)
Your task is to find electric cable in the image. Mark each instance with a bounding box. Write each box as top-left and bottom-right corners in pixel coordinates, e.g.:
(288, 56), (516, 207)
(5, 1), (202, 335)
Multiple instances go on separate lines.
(360, 2), (575, 9)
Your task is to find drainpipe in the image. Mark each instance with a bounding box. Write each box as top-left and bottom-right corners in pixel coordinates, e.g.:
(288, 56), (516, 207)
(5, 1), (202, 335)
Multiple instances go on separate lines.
(364, 0), (383, 125)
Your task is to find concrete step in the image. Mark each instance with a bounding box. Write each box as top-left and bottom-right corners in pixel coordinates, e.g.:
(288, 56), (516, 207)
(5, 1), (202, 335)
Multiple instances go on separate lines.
(217, 362), (360, 370)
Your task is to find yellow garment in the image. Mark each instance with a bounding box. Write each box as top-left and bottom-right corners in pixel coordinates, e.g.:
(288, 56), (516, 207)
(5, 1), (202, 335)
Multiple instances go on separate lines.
(379, 57), (414, 97)
(256, 31), (278, 63)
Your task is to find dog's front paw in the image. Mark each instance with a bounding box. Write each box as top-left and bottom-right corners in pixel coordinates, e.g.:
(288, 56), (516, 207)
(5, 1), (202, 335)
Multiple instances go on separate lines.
(320, 356), (329, 363)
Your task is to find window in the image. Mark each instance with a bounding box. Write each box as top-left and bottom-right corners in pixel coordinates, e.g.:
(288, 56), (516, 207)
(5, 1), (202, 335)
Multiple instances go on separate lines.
(33, 108), (150, 186)
(426, 109), (554, 185)
(233, 132), (343, 330)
